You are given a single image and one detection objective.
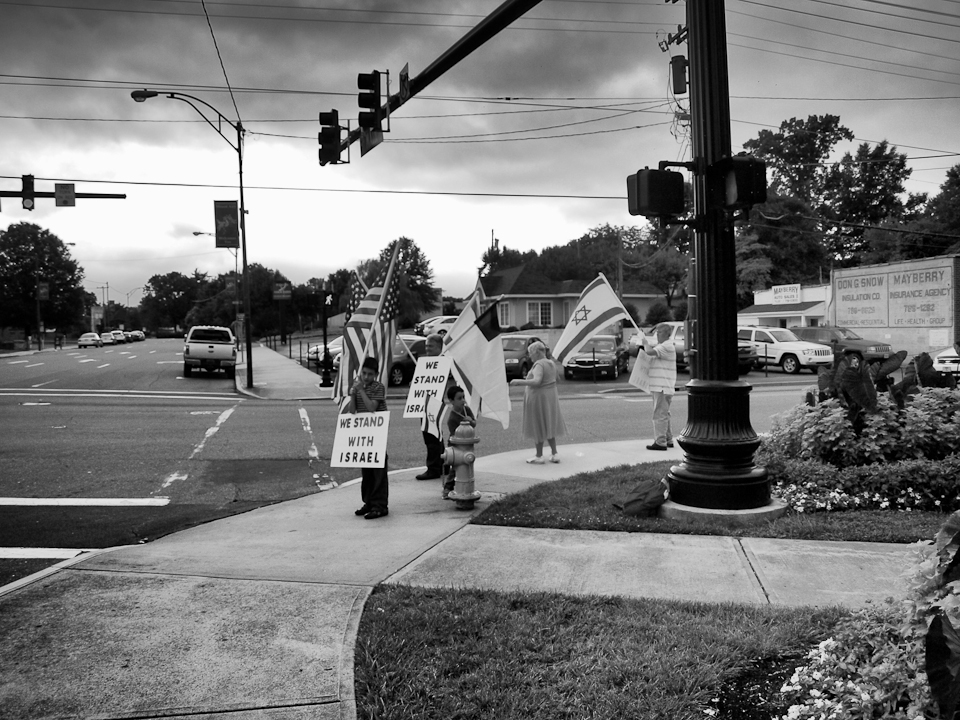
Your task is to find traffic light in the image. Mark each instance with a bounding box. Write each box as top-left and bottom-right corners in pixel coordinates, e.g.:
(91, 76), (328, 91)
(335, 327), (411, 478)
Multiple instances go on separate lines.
(21, 174), (35, 211)
(357, 71), (382, 131)
(627, 168), (685, 217)
(318, 110), (341, 166)
(710, 155), (767, 209)
(670, 55), (687, 95)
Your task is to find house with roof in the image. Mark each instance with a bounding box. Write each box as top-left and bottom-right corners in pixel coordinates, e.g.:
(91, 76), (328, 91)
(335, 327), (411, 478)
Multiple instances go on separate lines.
(479, 264), (664, 333)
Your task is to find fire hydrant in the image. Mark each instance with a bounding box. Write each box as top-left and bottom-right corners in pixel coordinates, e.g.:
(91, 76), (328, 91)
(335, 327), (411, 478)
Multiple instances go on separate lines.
(442, 421), (481, 510)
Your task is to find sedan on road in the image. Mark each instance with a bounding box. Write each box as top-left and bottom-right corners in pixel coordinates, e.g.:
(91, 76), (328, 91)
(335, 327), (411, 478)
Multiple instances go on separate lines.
(562, 335), (628, 380)
(78, 333), (103, 348)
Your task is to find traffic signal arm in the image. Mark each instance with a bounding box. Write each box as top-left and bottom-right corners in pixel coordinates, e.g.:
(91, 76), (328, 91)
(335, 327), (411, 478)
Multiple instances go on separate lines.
(335, 0), (545, 158)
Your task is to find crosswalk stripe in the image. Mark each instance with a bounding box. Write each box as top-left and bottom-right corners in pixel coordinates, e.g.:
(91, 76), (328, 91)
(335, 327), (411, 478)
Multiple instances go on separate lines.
(0, 548), (92, 559)
(0, 497), (170, 506)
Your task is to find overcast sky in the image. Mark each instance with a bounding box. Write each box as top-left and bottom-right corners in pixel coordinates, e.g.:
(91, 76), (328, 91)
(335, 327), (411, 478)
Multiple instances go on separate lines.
(2, 0), (958, 307)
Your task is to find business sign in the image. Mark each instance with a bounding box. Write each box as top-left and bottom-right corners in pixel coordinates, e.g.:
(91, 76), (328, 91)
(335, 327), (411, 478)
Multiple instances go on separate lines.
(37, 282), (49, 301)
(403, 356), (452, 418)
(213, 200), (240, 248)
(331, 411), (390, 467)
(771, 284), (800, 305)
(273, 282), (292, 300)
(835, 259), (953, 329)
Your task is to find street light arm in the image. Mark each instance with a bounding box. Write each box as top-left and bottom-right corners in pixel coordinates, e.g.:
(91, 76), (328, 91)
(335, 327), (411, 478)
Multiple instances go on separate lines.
(130, 89), (241, 153)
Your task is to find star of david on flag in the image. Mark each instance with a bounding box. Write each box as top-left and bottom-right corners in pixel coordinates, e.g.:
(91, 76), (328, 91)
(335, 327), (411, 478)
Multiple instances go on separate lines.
(552, 273), (636, 366)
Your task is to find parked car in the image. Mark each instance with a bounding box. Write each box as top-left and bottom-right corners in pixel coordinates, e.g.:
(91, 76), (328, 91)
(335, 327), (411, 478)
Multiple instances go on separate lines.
(111, 330), (126, 344)
(415, 315), (458, 337)
(789, 326), (894, 365)
(123, 331), (134, 343)
(933, 344), (960, 377)
(129, 330), (145, 341)
(630, 323), (756, 375)
(307, 336), (344, 367)
(310, 334), (425, 386)
(502, 334), (549, 379)
(100, 331), (116, 345)
(737, 326), (833, 374)
(183, 325), (237, 378)
(78, 332), (103, 348)
(562, 335), (628, 380)
(387, 334), (426, 386)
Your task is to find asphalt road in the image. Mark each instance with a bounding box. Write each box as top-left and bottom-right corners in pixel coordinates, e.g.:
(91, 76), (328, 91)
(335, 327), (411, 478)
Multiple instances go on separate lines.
(0, 339), (811, 585)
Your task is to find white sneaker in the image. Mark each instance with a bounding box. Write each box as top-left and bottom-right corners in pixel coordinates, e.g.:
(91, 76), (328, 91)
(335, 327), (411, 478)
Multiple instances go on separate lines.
(526, 456), (545, 465)
(548, 454), (560, 463)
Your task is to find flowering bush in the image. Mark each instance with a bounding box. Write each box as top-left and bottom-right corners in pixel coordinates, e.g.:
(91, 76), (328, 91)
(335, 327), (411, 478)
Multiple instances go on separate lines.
(757, 388), (960, 514)
(762, 389), (960, 469)
(777, 510), (960, 720)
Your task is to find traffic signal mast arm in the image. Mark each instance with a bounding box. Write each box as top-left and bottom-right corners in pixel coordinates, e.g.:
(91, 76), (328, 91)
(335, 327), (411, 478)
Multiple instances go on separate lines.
(336, 0), (544, 157)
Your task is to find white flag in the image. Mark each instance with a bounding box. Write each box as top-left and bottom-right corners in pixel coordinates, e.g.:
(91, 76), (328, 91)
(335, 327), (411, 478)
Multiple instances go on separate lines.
(553, 273), (635, 365)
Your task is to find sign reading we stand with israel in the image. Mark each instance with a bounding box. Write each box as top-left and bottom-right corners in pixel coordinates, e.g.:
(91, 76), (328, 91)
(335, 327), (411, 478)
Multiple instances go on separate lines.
(403, 356), (452, 418)
(331, 411), (391, 467)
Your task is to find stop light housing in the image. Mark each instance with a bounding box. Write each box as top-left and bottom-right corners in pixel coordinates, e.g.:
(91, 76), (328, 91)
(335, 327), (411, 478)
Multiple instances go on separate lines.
(357, 71), (382, 131)
(711, 155), (767, 209)
(21, 174), (35, 211)
(627, 168), (685, 217)
(318, 110), (341, 166)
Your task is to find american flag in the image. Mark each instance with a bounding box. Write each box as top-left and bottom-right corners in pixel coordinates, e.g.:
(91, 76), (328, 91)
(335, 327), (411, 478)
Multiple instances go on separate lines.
(344, 271), (368, 323)
(334, 242), (402, 402)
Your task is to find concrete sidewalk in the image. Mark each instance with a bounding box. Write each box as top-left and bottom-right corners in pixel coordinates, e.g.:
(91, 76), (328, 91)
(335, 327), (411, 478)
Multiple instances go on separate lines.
(0, 344), (913, 720)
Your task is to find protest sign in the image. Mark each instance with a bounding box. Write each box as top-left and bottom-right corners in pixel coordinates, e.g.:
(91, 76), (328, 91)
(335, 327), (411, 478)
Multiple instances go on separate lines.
(403, 355), (452, 418)
(331, 411), (390, 467)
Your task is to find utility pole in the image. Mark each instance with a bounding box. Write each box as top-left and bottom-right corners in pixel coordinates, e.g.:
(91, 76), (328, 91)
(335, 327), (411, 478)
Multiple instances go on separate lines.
(666, 0), (769, 510)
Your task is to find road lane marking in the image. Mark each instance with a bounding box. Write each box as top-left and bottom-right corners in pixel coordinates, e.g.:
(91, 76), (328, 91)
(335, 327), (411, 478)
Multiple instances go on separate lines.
(127, 355), (137, 359)
(299, 404), (320, 460)
(78, 359), (97, 364)
(24, 363), (43, 367)
(187, 404), (238, 460)
(0, 391), (237, 401)
(7, 360), (29, 364)
(157, 361), (180, 364)
(0, 497), (170, 506)
(0, 548), (94, 559)
(97, 363), (110, 368)
(20, 402), (51, 406)
(149, 350), (157, 354)
(159, 471), (188, 490)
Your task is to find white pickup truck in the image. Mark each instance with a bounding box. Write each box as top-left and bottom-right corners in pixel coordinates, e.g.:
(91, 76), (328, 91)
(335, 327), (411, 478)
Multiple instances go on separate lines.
(183, 325), (237, 378)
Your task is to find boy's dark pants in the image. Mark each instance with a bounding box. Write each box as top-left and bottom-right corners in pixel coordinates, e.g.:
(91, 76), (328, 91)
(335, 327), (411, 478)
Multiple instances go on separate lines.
(361, 455), (389, 510)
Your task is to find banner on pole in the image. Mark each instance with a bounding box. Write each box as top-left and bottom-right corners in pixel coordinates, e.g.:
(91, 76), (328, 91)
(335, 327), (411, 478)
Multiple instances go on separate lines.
(213, 200), (240, 248)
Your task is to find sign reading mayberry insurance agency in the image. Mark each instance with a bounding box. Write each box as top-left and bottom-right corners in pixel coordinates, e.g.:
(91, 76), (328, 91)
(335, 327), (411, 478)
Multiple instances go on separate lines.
(835, 258), (953, 330)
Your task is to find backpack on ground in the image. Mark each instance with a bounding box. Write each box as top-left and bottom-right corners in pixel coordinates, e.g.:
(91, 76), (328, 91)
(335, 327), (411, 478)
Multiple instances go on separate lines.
(614, 477), (670, 517)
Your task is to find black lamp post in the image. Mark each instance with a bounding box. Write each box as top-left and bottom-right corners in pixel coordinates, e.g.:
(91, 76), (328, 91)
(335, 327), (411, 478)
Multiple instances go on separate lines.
(319, 280), (333, 387)
(132, 89), (254, 389)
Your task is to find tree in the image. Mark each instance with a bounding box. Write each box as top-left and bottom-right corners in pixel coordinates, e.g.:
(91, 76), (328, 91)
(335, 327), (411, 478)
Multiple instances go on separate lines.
(0, 222), (86, 337)
(140, 271), (203, 332)
(480, 243), (534, 275)
(361, 237), (438, 329)
(743, 114), (853, 204)
(821, 140), (925, 262)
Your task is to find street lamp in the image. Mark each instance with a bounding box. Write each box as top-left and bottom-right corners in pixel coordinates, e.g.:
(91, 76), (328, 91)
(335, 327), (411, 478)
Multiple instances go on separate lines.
(132, 89), (254, 389)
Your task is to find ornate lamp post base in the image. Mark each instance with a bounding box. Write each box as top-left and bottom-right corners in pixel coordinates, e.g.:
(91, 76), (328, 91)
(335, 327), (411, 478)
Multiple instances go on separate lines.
(668, 380), (770, 510)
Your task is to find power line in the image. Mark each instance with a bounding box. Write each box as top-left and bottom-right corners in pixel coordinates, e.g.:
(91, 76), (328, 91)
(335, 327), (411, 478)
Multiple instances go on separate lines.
(0, 174), (627, 200)
(738, 0), (960, 45)
(0, 1), (662, 33)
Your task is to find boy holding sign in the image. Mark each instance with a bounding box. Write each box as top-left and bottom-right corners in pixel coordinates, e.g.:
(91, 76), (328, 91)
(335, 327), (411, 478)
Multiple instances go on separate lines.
(344, 357), (390, 520)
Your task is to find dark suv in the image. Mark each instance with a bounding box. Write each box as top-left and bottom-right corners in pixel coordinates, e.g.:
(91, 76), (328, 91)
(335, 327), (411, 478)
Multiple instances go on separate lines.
(789, 326), (894, 365)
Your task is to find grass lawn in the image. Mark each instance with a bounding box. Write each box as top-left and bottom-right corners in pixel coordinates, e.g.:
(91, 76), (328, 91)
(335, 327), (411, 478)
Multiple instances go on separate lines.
(354, 462), (943, 719)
